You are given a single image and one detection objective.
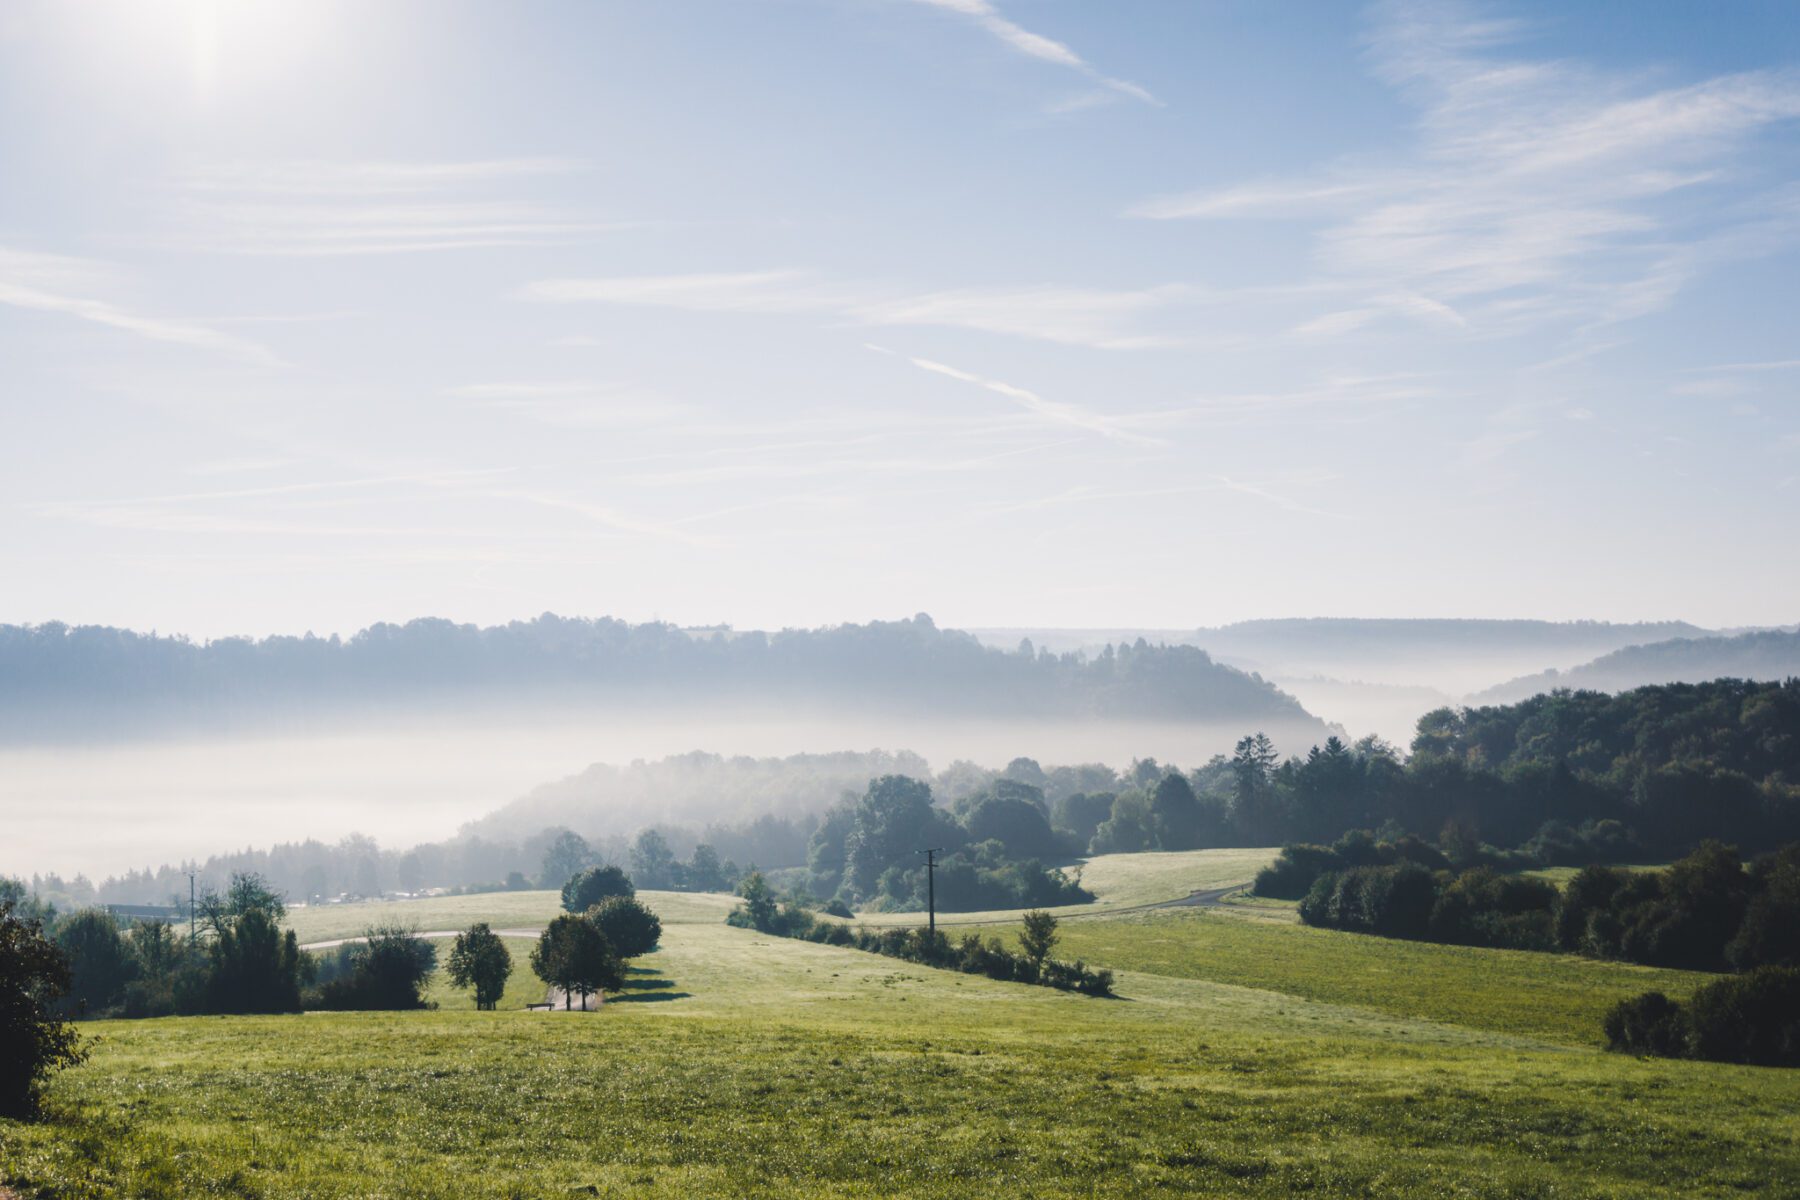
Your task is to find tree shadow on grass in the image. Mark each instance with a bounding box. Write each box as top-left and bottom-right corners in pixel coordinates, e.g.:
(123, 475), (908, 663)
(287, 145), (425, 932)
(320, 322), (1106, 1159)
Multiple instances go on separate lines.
(612, 967), (690, 1003)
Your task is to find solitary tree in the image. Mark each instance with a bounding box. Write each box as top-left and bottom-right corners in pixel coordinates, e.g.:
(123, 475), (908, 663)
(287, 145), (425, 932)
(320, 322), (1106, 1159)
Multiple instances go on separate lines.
(447, 923), (513, 1010)
(0, 902), (86, 1117)
(1019, 910), (1059, 970)
(586, 897), (661, 958)
(531, 915), (622, 1010)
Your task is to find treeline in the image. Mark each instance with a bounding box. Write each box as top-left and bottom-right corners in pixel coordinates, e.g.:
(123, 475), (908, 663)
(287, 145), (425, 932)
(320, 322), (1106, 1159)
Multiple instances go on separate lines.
(1287, 840), (1800, 974)
(726, 874), (1112, 997)
(1477, 629), (1800, 705)
(36, 810), (816, 912)
(1068, 679), (1800, 859)
(12, 867), (668, 1023)
(804, 775), (1091, 911)
(0, 613), (1312, 739)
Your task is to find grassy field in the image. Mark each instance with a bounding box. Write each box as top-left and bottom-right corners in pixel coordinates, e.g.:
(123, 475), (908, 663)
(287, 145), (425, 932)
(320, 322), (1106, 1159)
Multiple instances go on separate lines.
(286, 888), (739, 945)
(7, 852), (1800, 1198)
(850, 846), (1276, 926)
(1020, 907), (1713, 1047)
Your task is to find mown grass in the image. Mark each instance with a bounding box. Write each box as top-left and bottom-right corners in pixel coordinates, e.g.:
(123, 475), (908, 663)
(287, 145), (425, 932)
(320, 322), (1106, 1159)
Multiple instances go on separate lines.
(6, 914), (1800, 1198)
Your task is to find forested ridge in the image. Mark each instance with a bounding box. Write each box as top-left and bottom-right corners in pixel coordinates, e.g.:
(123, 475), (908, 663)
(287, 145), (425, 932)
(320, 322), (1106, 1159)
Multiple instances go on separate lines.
(0, 613), (1312, 740)
(1475, 629), (1800, 704)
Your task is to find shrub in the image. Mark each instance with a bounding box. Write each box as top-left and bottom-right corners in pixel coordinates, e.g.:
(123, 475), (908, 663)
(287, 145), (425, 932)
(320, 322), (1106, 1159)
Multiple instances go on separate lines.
(1604, 991), (1690, 1057)
(0, 901), (87, 1117)
(312, 926), (437, 1011)
(1687, 966), (1800, 1067)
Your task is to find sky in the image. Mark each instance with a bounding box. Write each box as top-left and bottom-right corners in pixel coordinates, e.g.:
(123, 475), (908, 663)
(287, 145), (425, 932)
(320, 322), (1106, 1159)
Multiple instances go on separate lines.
(2, 0), (1798, 639)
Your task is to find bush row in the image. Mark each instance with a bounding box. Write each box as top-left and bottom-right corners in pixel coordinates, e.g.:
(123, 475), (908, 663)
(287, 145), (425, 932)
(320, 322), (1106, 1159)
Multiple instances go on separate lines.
(1295, 841), (1800, 972)
(726, 873), (1112, 996)
(1606, 967), (1800, 1067)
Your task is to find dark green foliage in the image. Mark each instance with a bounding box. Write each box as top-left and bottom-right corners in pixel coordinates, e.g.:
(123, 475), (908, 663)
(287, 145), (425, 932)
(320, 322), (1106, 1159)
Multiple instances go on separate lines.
(119, 920), (197, 1019)
(204, 907), (303, 1014)
(844, 775), (940, 897)
(1051, 791), (1115, 846)
(1604, 992), (1691, 1057)
(446, 923), (513, 1010)
(1302, 864), (1557, 949)
(1257, 832), (1448, 900)
(726, 871), (782, 934)
(0, 901), (86, 1117)
(963, 791), (1060, 860)
(1606, 968), (1800, 1067)
(198, 871), (287, 937)
(586, 897), (662, 958)
(531, 914), (623, 1009)
(562, 864), (635, 912)
(312, 927), (437, 1011)
(1019, 910), (1058, 966)
(1687, 966), (1800, 1066)
(1565, 842), (1751, 971)
(54, 908), (133, 1016)
(822, 898), (853, 919)
(1728, 846), (1800, 969)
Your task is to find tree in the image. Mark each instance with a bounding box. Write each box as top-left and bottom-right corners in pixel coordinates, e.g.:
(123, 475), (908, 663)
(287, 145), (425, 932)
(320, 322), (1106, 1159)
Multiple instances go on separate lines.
(562, 865), (635, 912)
(630, 830), (679, 890)
(539, 830), (594, 889)
(198, 872), (286, 938)
(315, 927), (437, 1010)
(447, 923), (513, 1010)
(1149, 772), (1204, 850)
(963, 793), (1059, 859)
(684, 843), (730, 892)
(0, 901), (86, 1117)
(531, 915), (622, 1010)
(845, 775), (938, 897)
(205, 907), (303, 1014)
(586, 897), (662, 958)
(55, 908), (134, 1015)
(733, 870), (779, 934)
(1019, 910), (1059, 969)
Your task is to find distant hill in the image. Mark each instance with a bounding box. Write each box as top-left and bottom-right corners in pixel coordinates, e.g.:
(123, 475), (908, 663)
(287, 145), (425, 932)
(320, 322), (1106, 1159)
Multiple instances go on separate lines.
(1473, 629), (1800, 705)
(463, 748), (933, 844)
(0, 613), (1318, 742)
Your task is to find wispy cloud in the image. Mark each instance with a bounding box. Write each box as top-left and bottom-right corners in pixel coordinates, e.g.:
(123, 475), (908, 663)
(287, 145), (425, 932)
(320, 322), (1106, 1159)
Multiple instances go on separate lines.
(166, 158), (622, 255)
(907, 0), (1158, 107)
(1128, 0), (1800, 340)
(517, 269), (1190, 349)
(881, 348), (1165, 444)
(0, 245), (278, 363)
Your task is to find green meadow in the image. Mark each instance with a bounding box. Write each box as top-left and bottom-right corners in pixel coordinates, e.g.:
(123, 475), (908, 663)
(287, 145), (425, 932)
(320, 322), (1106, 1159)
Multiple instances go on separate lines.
(5, 850), (1799, 1199)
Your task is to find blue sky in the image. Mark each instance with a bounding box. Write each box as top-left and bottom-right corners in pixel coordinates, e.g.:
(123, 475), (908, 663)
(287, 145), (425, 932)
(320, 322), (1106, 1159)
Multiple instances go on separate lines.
(1, 0), (1797, 636)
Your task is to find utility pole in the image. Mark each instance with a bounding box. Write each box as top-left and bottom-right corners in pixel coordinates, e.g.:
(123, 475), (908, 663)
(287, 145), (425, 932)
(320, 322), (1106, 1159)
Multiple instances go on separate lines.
(917, 847), (943, 936)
